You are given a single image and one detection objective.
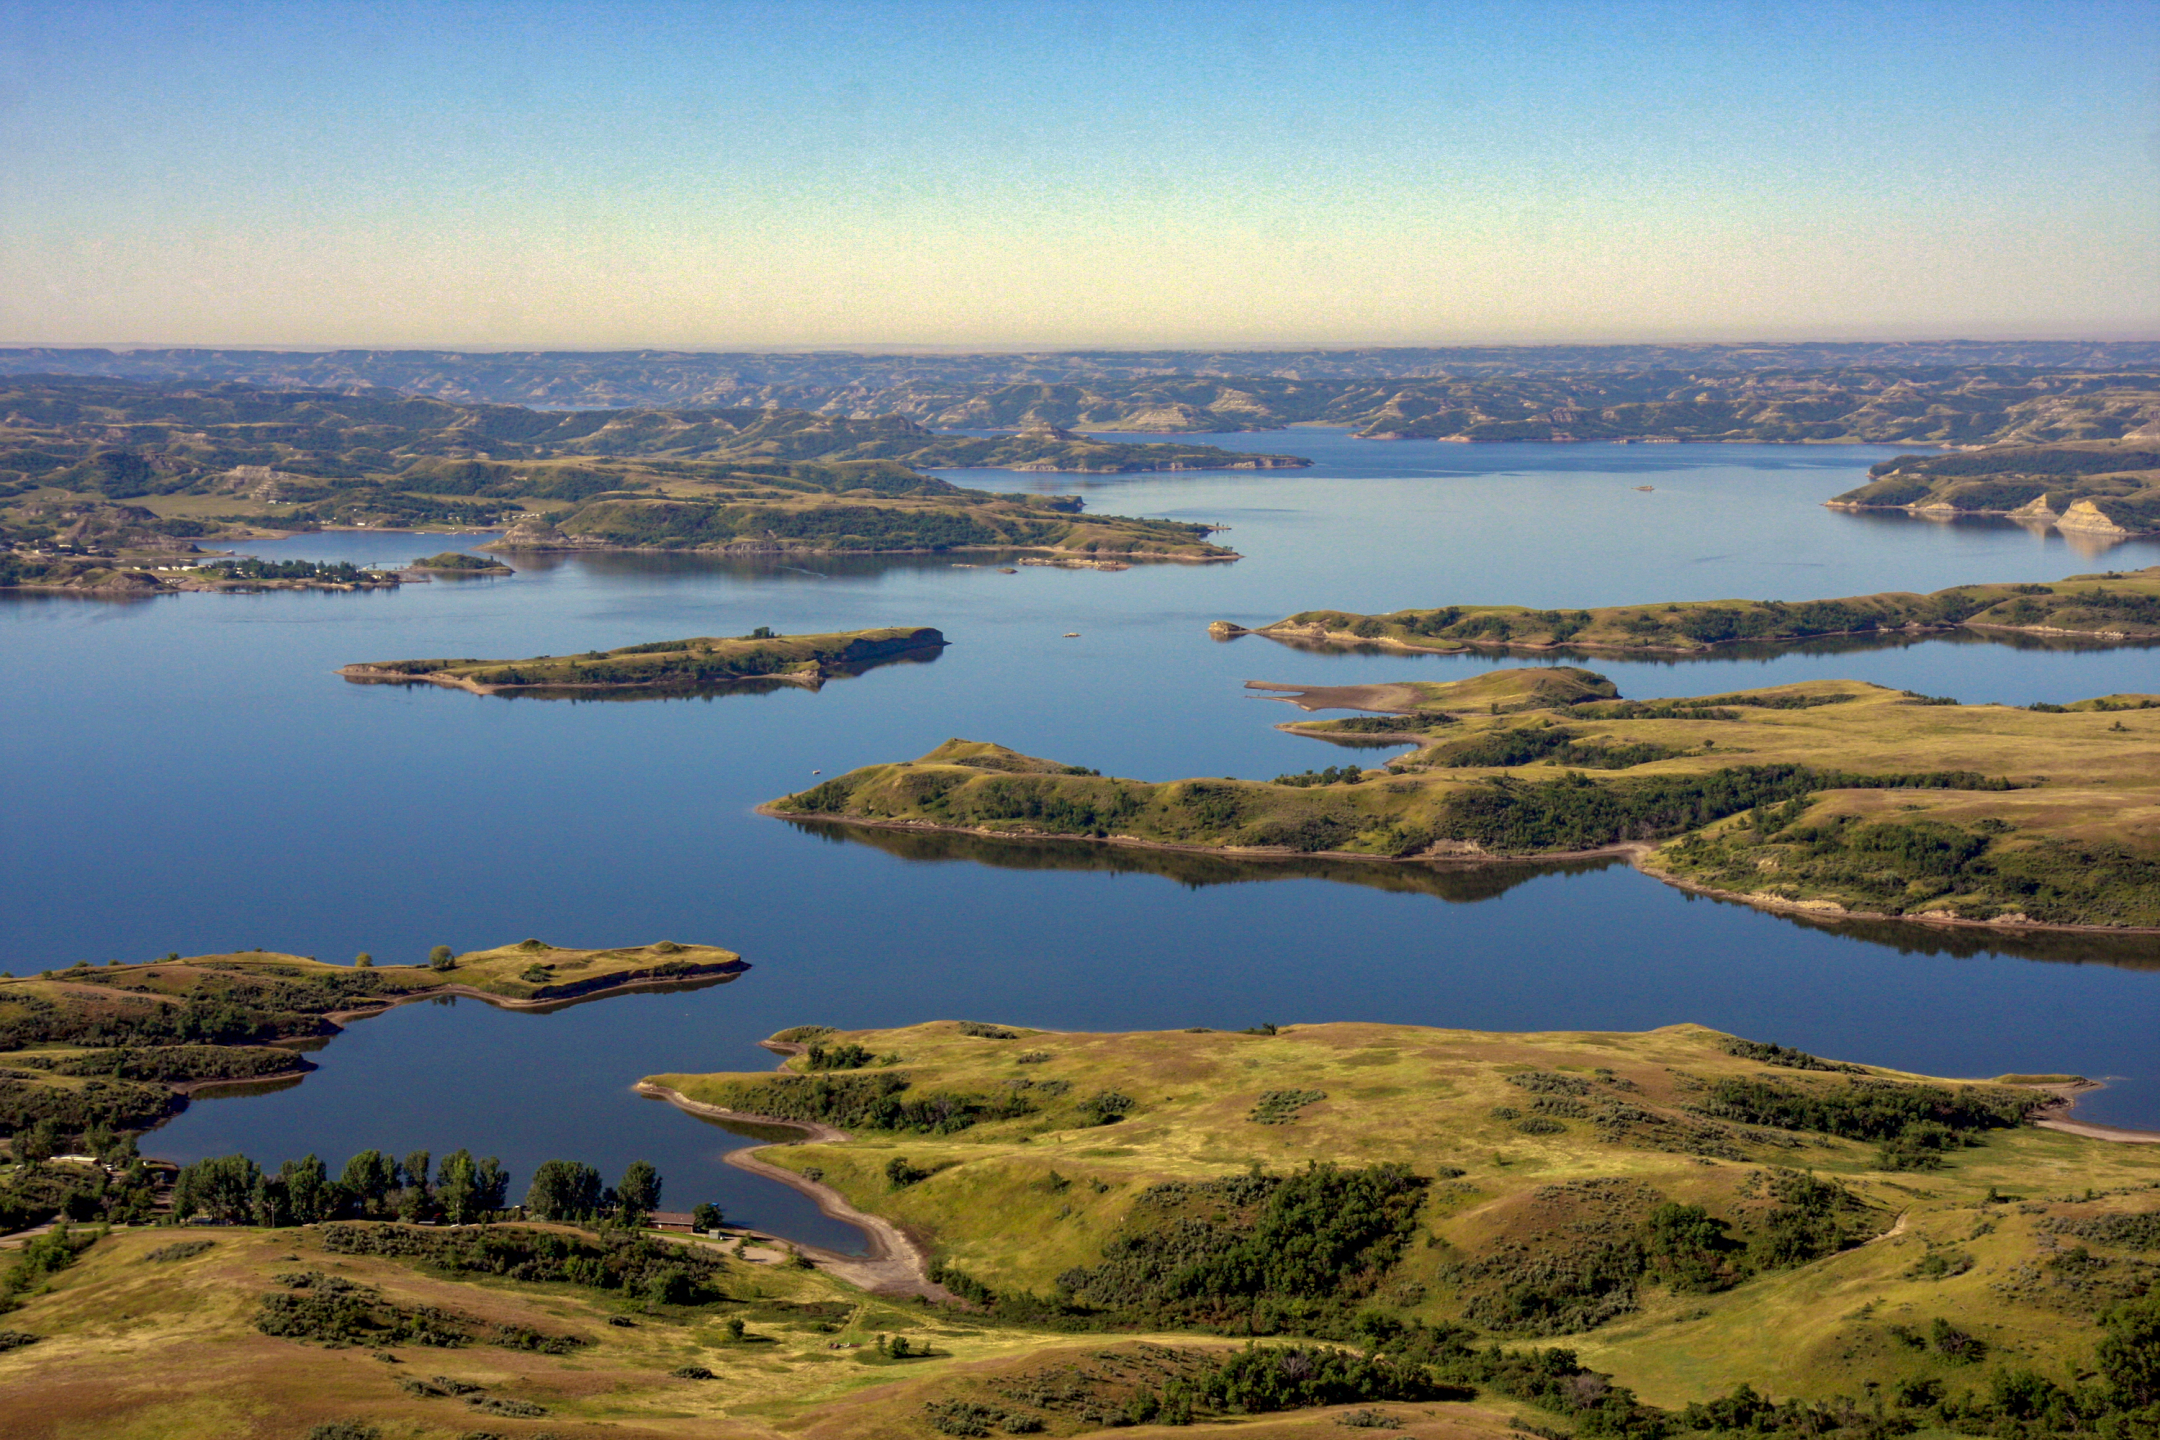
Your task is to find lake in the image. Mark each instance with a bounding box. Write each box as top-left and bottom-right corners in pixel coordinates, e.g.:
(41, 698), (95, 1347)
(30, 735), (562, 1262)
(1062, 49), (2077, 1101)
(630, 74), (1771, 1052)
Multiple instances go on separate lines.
(5, 431), (2157, 1251)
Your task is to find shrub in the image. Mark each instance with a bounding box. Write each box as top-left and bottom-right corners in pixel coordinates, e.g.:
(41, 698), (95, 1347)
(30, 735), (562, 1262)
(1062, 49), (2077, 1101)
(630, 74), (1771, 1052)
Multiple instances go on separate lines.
(427, 945), (455, 971)
(303, 1424), (381, 1440)
(1082, 1091), (1135, 1125)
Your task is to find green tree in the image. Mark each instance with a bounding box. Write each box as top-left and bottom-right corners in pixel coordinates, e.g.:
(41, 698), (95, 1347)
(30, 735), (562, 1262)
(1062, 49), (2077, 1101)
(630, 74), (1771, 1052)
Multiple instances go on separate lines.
(2099, 1292), (2160, 1409)
(615, 1160), (662, 1226)
(396, 1149), (432, 1221)
(339, 1150), (398, 1217)
(525, 1159), (603, 1221)
(427, 945), (455, 971)
(173, 1154), (261, 1223)
(691, 1201), (723, 1233)
(16, 1118), (62, 1164)
(278, 1154), (338, 1224)
(471, 1155), (510, 1215)
(436, 1149), (480, 1224)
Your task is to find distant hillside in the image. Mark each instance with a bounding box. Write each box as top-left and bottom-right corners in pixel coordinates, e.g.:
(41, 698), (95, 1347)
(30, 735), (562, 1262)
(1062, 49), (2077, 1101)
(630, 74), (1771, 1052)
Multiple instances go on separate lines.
(0, 378), (1244, 556)
(863, 368), (2160, 445)
(0, 376), (1301, 496)
(6, 341), (2158, 411)
(1829, 440), (2160, 537)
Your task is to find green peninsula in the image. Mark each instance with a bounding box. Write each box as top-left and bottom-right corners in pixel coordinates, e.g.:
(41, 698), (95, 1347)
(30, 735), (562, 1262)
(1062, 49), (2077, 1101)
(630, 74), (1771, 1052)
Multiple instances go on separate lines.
(765, 674), (2160, 930)
(2, 1012), (2150, 1439)
(640, 1017), (2156, 1432)
(1828, 440), (2160, 539)
(340, 625), (947, 696)
(1211, 566), (2160, 656)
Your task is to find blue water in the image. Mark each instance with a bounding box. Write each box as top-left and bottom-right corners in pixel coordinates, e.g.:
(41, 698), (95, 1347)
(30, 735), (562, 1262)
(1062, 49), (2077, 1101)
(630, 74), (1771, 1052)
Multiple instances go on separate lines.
(4, 433), (2156, 1250)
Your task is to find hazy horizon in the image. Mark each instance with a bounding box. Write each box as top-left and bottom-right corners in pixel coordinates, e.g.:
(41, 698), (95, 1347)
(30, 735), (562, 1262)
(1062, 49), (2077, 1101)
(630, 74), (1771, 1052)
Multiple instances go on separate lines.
(4, 0), (2156, 350)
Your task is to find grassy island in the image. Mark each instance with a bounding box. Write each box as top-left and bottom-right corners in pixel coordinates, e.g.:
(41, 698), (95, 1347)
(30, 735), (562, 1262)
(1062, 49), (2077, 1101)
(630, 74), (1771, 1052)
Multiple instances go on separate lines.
(340, 625), (947, 696)
(408, 549), (513, 574)
(1212, 566), (2160, 657)
(487, 480), (1233, 559)
(0, 940), (742, 1148)
(765, 673), (2160, 930)
(1827, 441), (2160, 539)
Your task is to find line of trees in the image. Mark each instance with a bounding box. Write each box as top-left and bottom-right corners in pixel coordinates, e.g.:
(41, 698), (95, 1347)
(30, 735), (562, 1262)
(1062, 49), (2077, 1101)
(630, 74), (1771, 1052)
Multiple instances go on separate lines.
(169, 1150), (692, 1230)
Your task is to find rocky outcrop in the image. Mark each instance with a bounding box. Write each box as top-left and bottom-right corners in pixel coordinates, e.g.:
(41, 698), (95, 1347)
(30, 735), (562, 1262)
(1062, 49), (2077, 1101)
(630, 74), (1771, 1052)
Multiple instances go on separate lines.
(2057, 499), (2138, 538)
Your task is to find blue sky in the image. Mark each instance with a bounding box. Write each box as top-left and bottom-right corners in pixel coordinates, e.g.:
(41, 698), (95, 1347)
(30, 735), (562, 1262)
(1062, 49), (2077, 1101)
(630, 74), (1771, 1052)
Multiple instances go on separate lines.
(2, 0), (2154, 347)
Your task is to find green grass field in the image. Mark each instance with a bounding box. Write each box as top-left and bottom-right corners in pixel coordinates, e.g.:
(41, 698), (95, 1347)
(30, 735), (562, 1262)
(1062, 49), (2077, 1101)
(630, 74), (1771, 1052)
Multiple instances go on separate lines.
(647, 1020), (2154, 1424)
(766, 676), (2160, 928)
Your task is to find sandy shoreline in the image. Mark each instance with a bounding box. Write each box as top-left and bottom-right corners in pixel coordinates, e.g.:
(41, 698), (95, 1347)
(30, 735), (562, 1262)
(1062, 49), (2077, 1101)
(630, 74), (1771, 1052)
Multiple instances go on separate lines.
(632, 1082), (953, 1300)
(2012, 1079), (2160, 1144)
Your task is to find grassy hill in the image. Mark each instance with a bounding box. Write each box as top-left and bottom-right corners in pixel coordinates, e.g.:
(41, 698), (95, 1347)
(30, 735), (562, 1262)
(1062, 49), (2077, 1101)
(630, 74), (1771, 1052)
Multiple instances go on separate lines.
(0, 378), (1267, 553)
(0, 1214), (1556, 1440)
(765, 675), (2160, 929)
(1828, 441), (2160, 538)
(872, 368), (2160, 446)
(1215, 567), (2160, 656)
(643, 1019), (2155, 1427)
(9, 351), (2158, 444)
(341, 626), (948, 697)
(3, 1018), (2145, 1440)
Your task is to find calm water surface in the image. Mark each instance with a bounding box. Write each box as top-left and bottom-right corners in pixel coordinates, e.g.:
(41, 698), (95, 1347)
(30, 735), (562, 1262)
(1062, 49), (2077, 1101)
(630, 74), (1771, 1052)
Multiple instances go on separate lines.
(6, 433), (2158, 1248)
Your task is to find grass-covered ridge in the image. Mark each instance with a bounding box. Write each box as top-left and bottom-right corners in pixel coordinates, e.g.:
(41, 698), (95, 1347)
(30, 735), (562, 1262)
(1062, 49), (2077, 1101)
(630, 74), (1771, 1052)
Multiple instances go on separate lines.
(1829, 440), (2160, 538)
(764, 676), (2160, 929)
(2, 1020), (2150, 1439)
(340, 625), (948, 696)
(1214, 566), (2160, 656)
(0, 377), (1282, 552)
(495, 483), (1233, 559)
(645, 1018), (2157, 1421)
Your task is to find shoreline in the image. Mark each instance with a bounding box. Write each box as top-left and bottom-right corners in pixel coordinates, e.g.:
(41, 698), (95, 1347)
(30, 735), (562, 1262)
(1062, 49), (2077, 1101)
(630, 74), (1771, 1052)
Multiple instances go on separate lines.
(1639, 858), (2160, 938)
(132, 967), (748, 1157)
(319, 963), (748, 1025)
(2011, 1079), (2160, 1144)
(760, 803), (2160, 939)
(632, 1082), (954, 1300)
(336, 664), (833, 697)
(1213, 617), (2157, 658)
(486, 540), (1237, 562)
(756, 801), (1649, 870)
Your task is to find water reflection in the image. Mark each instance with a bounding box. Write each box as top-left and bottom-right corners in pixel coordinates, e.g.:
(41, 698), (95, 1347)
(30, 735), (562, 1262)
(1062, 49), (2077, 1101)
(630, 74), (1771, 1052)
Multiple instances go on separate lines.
(779, 816), (1627, 904)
